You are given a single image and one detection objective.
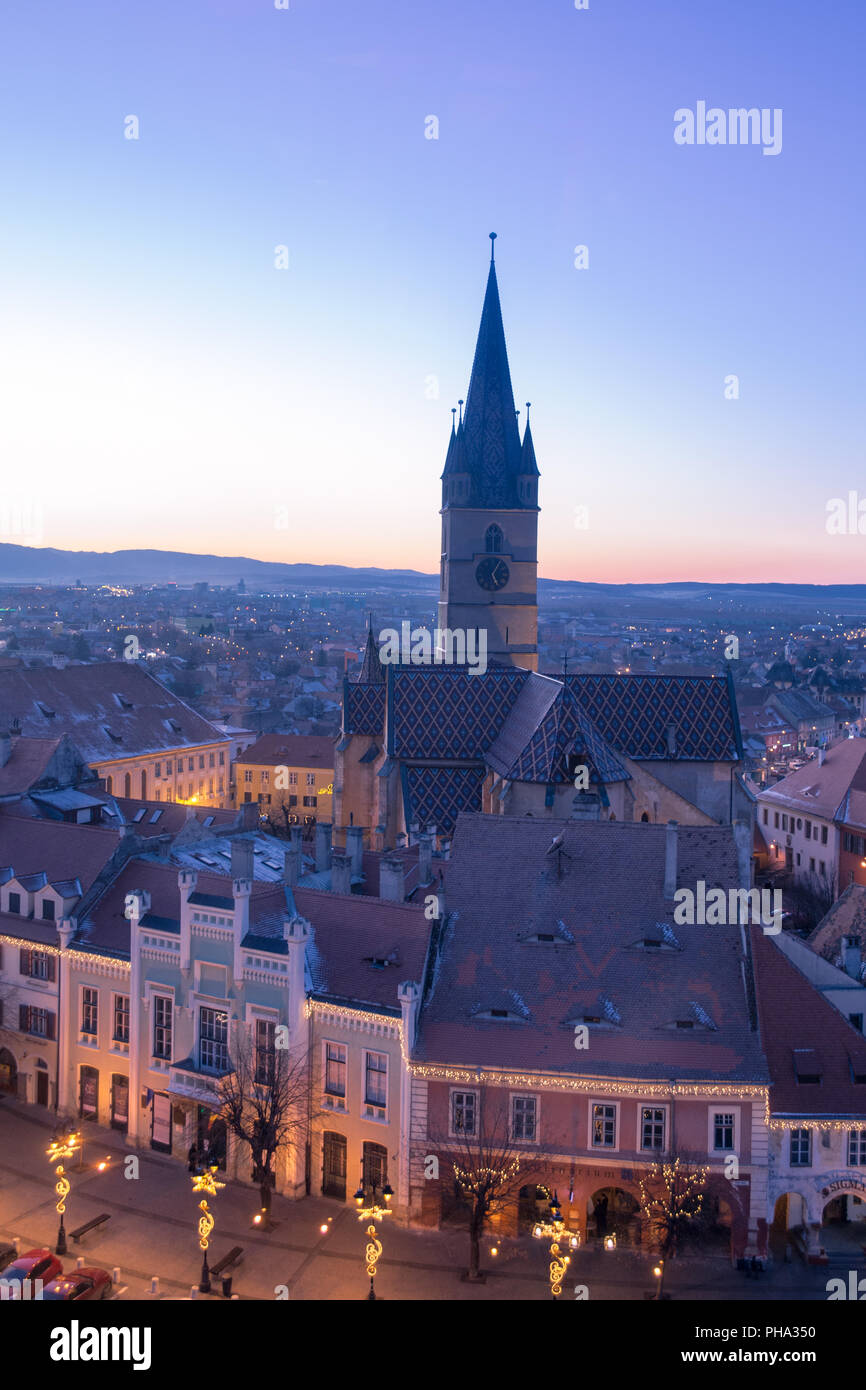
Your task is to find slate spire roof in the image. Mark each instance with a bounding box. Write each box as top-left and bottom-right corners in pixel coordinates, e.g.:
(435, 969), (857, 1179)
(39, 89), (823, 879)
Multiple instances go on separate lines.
(442, 240), (532, 508)
(356, 618), (385, 686)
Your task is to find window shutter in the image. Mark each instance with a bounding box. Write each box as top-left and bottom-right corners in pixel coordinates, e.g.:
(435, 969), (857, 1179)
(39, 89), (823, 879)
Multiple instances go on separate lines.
(47, 1012), (56, 1041)
(19, 948), (30, 976)
(19, 1004), (29, 1032)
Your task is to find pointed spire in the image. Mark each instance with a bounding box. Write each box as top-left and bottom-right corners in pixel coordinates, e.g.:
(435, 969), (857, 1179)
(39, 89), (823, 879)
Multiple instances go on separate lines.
(521, 402), (540, 477)
(460, 240), (522, 506)
(356, 618), (385, 685)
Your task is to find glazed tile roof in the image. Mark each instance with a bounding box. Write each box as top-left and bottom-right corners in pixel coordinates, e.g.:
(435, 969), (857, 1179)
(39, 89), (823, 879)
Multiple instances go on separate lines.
(567, 673), (742, 762)
(415, 813), (767, 1083)
(751, 927), (866, 1117)
(401, 765), (486, 835)
(390, 666), (524, 759)
(343, 680), (386, 736)
(487, 675), (630, 785)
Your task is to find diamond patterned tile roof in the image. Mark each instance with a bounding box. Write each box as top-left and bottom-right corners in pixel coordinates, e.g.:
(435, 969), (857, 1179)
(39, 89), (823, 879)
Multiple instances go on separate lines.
(568, 673), (741, 761)
(344, 680), (386, 736)
(487, 675), (630, 785)
(391, 666), (525, 760)
(401, 764), (487, 835)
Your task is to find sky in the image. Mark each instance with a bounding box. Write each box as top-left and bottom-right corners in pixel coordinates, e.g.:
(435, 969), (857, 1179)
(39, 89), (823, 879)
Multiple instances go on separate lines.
(0, 0), (864, 584)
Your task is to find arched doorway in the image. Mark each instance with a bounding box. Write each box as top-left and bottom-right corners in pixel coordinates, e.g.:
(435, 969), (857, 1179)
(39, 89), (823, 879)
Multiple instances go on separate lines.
(819, 1187), (866, 1260)
(770, 1191), (810, 1261)
(587, 1186), (640, 1246)
(0, 1048), (18, 1094)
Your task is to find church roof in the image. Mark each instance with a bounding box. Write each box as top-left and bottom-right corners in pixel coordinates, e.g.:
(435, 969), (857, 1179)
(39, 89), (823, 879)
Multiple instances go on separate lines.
(520, 416), (539, 477)
(442, 246), (532, 508)
(486, 674), (630, 786)
(343, 667), (741, 828)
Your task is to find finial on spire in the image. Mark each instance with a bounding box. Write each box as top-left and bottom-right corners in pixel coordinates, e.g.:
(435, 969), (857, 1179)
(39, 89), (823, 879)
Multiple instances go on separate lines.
(489, 231), (497, 262)
(525, 401), (531, 422)
(458, 399), (464, 426)
(451, 406), (457, 433)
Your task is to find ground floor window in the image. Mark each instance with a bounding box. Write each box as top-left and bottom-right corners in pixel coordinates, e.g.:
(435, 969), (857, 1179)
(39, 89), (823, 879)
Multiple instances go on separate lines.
(322, 1131), (347, 1200)
(79, 1065), (99, 1120)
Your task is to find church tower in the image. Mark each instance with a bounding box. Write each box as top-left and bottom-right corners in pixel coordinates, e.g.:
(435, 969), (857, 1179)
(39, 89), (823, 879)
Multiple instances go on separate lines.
(438, 235), (539, 671)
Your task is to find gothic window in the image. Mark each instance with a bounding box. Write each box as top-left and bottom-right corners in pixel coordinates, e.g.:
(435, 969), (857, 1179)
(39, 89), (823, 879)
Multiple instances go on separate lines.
(485, 524), (504, 554)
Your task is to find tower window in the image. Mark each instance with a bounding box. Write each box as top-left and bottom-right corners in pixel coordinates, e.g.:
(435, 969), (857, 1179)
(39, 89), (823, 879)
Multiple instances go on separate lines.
(485, 524), (504, 554)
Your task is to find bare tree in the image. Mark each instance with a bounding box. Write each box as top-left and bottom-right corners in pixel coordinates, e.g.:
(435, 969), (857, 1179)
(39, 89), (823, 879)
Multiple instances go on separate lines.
(433, 1086), (530, 1281)
(788, 871), (837, 932)
(216, 1028), (310, 1216)
(639, 1156), (709, 1293)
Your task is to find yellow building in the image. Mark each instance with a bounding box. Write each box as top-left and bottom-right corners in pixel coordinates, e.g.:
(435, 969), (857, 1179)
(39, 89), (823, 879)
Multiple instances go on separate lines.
(232, 734), (335, 827)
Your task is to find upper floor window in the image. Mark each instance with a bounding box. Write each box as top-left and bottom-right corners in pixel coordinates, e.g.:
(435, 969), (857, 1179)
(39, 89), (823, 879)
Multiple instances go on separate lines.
(153, 995), (172, 1059)
(255, 1018), (276, 1085)
(81, 987), (98, 1035)
(484, 523), (504, 554)
(511, 1094), (537, 1142)
(20, 948), (55, 981)
(365, 1051), (388, 1107)
(592, 1103), (616, 1148)
(306, 772), (316, 787)
(41, 899), (56, 921)
(199, 1007), (229, 1073)
(7, 892), (21, 914)
(324, 1041), (346, 1098)
(114, 994), (130, 1044)
(641, 1106), (666, 1151)
(451, 1090), (477, 1136)
(790, 1128), (812, 1167)
(848, 1131), (866, 1166)
(713, 1112), (735, 1151)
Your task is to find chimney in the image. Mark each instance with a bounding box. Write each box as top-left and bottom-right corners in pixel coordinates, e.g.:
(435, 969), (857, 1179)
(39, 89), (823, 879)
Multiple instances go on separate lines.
(732, 817), (753, 891)
(0, 730), (11, 768)
(440, 838), (452, 861)
(843, 935), (862, 980)
(315, 821), (333, 873)
(231, 838), (255, 882)
(330, 850), (353, 896)
(284, 844), (300, 888)
(408, 821), (420, 847)
(418, 830), (433, 885)
(345, 824), (365, 877)
(664, 820), (678, 899)
(379, 855), (406, 903)
(240, 801), (259, 829)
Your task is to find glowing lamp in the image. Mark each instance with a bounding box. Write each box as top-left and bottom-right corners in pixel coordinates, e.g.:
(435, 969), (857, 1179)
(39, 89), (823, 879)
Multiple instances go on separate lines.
(604, 1234), (616, 1252)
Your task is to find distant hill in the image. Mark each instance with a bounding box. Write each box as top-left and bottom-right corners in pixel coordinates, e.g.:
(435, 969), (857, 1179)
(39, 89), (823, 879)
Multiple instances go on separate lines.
(2, 543), (866, 611)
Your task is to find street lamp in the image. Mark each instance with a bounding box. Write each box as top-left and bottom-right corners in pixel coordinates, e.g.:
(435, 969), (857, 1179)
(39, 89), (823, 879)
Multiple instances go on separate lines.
(191, 1164), (225, 1294)
(353, 1175), (393, 1301)
(46, 1128), (81, 1255)
(653, 1258), (665, 1299)
(531, 1194), (580, 1299)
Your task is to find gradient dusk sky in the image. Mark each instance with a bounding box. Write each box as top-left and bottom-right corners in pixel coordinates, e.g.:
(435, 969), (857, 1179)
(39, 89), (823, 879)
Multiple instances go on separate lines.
(1, 0), (864, 583)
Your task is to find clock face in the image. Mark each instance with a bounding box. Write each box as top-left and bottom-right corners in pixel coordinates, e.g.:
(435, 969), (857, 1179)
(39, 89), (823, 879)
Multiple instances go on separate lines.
(475, 556), (510, 592)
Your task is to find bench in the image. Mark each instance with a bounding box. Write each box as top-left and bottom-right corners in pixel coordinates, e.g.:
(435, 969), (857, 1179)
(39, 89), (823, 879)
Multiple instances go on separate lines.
(71, 1214), (111, 1243)
(210, 1246), (243, 1278)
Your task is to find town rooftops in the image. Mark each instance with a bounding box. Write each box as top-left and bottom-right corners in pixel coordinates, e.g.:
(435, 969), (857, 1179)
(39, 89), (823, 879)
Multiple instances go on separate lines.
(0, 663), (226, 763)
(759, 737), (866, 820)
(0, 736), (65, 798)
(751, 926), (866, 1117)
(0, 814), (123, 903)
(414, 813), (767, 1083)
(236, 733), (336, 768)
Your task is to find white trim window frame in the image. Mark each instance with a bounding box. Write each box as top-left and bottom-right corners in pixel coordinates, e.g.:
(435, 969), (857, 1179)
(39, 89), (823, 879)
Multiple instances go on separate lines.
(708, 1106), (740, 1157)
(323, 1038), (348, 1106)
(449, 1087), (479, 1139)
(589, 1099), (620, 1151)
(510, 1092), (539, 1144)
(639, 1103), (669, 1154)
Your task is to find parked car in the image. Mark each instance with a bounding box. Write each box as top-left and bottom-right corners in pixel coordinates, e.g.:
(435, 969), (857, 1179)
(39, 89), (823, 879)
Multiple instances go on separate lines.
(0, 1248), (63, 1294)
(41, 1268), (112, 1301)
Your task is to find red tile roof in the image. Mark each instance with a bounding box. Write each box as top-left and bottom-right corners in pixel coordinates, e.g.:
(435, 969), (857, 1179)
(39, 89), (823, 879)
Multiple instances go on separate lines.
(237, 734), (336, 768)
(416, 813), (766, 1082)
(751, 926), (866, 1117)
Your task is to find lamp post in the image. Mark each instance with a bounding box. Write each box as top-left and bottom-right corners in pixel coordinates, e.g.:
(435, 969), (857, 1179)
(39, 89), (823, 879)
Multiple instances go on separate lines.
(531, 1194), (580, 1300)
(46, 1128), (81, 1256)
(191, 1163), (225, 1294)
(353, 1175), (393, 1300)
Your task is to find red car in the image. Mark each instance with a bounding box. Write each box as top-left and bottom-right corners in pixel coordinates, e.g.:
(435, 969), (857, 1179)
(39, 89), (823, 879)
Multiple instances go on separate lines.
(0, 1248), (63, 1296)
(41, 1268), (112, 1302)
